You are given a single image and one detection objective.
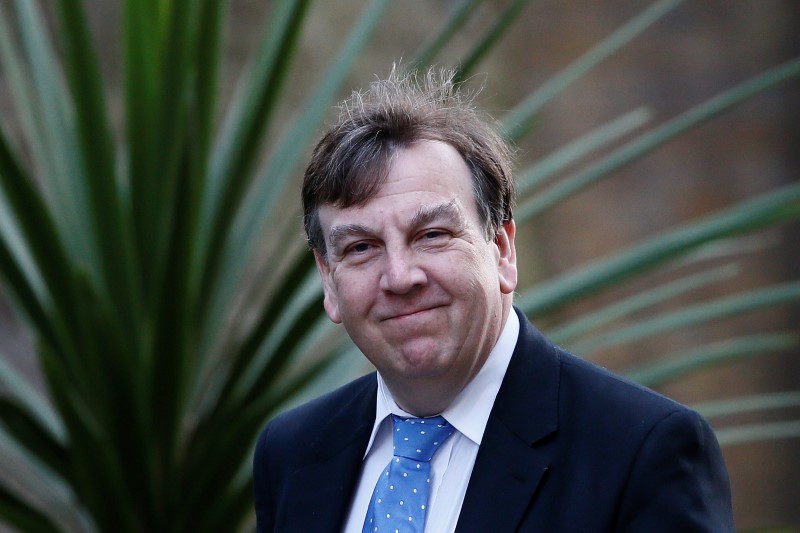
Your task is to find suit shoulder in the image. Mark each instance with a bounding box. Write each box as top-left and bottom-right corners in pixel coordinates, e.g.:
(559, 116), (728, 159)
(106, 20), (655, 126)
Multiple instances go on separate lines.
(506, 310), (698, 439)
(555, 347), (697, 433)
(257, 372), (376, 449)
(513, 308), (685, 418)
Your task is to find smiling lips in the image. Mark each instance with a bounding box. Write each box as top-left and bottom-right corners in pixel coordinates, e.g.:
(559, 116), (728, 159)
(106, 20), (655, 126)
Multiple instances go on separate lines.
(379, 304), (444, 322)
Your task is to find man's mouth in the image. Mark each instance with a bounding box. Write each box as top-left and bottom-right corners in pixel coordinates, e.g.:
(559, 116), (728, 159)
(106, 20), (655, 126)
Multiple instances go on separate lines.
(380, 304), (443, 322)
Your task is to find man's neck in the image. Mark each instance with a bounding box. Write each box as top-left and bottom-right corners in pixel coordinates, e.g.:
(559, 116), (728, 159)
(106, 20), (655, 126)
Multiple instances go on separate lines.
(385, 304), (514, 417)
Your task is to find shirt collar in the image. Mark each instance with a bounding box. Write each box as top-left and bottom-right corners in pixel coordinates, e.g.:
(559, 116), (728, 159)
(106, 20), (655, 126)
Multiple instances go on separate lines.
(362, 310), (520, 457)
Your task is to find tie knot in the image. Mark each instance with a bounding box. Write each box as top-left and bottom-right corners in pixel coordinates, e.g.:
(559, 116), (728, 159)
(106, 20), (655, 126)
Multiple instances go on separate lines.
(391, 415), (455, 461)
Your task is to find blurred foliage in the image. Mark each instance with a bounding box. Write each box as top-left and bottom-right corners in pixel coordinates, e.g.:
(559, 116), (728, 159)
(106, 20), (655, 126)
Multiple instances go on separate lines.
(0, 0), (798, 531)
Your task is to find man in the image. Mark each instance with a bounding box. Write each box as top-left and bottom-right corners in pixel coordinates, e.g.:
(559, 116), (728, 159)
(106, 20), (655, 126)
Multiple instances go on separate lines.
(252, 68), (734, 532)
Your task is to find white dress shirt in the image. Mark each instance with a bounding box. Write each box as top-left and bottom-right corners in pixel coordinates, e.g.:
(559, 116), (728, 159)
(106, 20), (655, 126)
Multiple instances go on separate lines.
(342, 310), (520, 533)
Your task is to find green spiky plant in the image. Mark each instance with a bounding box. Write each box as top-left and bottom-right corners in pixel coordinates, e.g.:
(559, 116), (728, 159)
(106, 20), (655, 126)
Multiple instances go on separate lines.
(0, 0), (798, 531)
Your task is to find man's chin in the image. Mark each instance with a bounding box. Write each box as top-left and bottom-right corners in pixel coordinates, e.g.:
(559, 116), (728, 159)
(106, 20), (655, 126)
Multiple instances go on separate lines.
(393, 344), (453, 377)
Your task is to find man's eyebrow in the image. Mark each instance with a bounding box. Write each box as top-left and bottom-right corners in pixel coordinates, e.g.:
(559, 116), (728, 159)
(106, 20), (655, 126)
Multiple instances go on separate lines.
(409, 200), (465, 230)
(326, 201), (465, 250)
(327, 223), (372, 250)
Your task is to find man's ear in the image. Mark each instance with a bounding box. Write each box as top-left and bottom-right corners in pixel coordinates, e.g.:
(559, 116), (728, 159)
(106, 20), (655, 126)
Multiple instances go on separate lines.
(314, 250), (342, 324)
(495, 219), (518, 295)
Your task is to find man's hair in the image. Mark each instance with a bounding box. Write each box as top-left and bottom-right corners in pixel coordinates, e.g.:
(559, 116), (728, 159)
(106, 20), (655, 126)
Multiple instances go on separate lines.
(302, 67), (515, 257)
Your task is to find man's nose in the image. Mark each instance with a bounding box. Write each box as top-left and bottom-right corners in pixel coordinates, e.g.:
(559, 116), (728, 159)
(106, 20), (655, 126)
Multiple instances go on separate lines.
(379, 247), (427, 294)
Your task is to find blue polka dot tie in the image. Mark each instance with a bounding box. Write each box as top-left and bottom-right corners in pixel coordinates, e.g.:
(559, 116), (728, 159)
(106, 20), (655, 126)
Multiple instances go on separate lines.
(362, 415), (456, 533)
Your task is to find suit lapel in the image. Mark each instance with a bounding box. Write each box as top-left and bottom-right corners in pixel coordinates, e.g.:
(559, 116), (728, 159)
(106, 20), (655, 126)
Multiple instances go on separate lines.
(455, 309), (561, 533)
(453, 416), (551, 532)
(282, 376), (378, 533)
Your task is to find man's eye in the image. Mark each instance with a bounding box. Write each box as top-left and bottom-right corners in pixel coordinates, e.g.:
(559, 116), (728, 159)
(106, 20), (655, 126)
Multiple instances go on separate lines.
(349, 242), (371, 253)
(423, 230), (446, 239)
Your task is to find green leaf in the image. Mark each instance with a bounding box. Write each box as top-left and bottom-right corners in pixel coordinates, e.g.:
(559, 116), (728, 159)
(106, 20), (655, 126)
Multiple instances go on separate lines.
(0, 484), (60, 533)
(741, 526), (797, 533)
(517, 182), (800, 316)
(55, 0), (142, 332)
(548, 264), (738, 345)
(0, 2), (98, 281)
(0, 122), (80, 355)
(501, 0), (684, 142)
(453, 0), (533, 82)
(0, 225), (55, 352)
(0, 397), (70, 483)
(229, 273), (327, 411)
(0, 355), (64, 441)
(205, 250), (317, 413)
(623, 334), (798, 387)
(0, 356), (68, 479)
(124, 2), (202, 300)
(516, 107), (651, 198)
(197, 0), (315, 321)
(571, 282), (800, 354)
(515, 55), (800, 222)
(714, 421), (800, 448)
(0, 426), (94, 533)
(694, 391), (800, 419)
(410, 0), (484, 70)
(206, 0), (313, 210)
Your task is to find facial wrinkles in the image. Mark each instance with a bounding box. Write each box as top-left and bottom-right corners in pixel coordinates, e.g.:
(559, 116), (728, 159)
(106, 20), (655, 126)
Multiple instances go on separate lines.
(327, 194), (463, 252)
(409, 200), (464, 234)
(327, 223), (371, 257)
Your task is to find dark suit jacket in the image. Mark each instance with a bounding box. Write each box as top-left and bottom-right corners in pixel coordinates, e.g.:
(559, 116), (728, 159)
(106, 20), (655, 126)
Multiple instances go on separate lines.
(253, 308), (734, 532)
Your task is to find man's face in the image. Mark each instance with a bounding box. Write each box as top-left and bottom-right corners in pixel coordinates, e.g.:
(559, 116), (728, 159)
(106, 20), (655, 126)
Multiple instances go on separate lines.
(314, 140), (517, 411)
